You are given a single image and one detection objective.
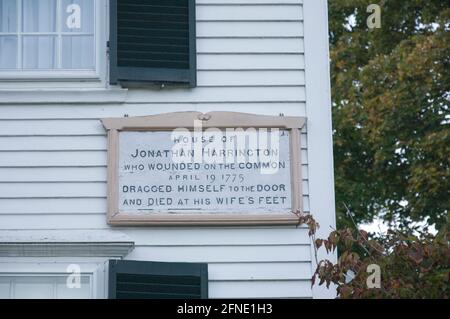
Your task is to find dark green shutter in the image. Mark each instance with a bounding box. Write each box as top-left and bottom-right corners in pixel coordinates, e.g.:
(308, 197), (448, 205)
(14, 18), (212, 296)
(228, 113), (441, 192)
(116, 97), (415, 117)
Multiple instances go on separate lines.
(108, 260), (208, 299)
(109, 0), (197, 87)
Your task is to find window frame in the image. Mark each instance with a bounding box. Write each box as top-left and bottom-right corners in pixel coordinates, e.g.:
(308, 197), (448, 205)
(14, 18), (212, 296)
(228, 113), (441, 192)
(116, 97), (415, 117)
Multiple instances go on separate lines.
(0, 0), (107, 83)
(0, 273), (94, 299)
(0, 258), (109, 299)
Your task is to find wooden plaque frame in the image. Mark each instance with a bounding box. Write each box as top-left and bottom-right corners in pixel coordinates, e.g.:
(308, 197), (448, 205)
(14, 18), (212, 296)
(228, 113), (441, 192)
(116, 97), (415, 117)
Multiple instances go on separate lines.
(101, 112), (306, 226)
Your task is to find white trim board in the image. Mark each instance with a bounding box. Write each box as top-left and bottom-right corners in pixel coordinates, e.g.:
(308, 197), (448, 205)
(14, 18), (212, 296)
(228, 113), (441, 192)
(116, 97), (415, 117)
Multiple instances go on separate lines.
(303, 0), (337, 299)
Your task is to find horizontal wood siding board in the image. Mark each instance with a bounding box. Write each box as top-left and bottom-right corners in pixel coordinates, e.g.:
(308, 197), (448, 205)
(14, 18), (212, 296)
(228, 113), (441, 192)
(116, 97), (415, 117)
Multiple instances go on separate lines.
(124, 87), (306, 103)
(0, 183), (107, 198)
(1, 229), (280, 243)
(0, 166), (307, 182)
(196, 54), (304, 70)
(0, 117), (308, 137)
(0, 195), (310, 214)
(196, 5), (303, 21)
(0, 212), (309, 230)
(0, 181), (309, 198)
(3, 211), (327, 230)
(197, 70), (306, 86)
(0, 103), (307, 119)
(196, 22), (303, 37)
(0, 151), (107, 167)
(0, 150), (308, 167)
(125, 229), (311, 246)
(0, 132), (307, 151)
(0, 198), (107, 214)
(0, 214), (108, 230)
(197, 38), (304, 53)
(0, 120), (105, 136)
(0, 167), (107, 182)
(209, 280), (312, 298)
(0, 136), (108, 151)
(0, 89), (307, 106)
(0, 227), (310, 246)
(208, 262), (311, 280)
(125, 245), (311, 263)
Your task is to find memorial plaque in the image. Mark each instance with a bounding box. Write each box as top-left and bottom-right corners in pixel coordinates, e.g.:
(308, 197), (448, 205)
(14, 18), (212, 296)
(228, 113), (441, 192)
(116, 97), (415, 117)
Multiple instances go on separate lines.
(119, 130), (291, 214)
(102, 112), (306, 226)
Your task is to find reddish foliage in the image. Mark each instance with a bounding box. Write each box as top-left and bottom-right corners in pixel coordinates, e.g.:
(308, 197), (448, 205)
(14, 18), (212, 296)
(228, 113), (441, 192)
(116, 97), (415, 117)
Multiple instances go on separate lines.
(300, 214), (449, 298)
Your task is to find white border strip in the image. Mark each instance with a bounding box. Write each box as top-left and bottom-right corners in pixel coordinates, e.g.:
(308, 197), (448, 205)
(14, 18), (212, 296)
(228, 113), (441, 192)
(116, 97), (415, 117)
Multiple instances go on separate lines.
(303, 0), (337, 299)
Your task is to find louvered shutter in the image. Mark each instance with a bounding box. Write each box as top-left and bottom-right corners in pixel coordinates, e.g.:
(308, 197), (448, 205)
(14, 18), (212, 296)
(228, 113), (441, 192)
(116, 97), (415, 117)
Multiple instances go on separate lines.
(109, 0), (196, 87)
(108, 260), (208, 299)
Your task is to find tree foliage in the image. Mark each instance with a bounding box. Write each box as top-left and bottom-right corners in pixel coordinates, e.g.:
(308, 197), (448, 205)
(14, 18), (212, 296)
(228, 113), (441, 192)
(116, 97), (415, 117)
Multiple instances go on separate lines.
(313, 224), (449, 298)
(300, 214), (450, 298)
(329, 0), (450, 230)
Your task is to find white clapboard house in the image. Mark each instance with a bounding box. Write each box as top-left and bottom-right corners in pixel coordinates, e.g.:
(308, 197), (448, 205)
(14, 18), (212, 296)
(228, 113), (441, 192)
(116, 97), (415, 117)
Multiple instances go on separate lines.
(0, 0), (336, 299)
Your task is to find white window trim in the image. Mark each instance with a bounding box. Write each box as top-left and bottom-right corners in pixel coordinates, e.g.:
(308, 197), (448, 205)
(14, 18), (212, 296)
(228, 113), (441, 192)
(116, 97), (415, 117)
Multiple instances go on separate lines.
(0, 0), (108, 88)
(0, 258), (110, 299)
(0, 230), (134, 298)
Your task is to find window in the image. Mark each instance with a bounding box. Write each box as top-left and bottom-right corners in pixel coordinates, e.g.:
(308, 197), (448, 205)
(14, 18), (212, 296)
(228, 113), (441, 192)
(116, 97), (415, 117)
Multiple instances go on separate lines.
(109, 0), (197, 87)
(109, 260), (208, 299)
(0, 275), (92, 299)
(0, 0), (100, 78)
(0, 259), (109, 299)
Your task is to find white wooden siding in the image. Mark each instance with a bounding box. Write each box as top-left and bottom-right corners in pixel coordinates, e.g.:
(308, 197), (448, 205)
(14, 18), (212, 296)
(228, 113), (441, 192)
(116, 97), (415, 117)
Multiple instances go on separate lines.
(0, 0), (314, 298)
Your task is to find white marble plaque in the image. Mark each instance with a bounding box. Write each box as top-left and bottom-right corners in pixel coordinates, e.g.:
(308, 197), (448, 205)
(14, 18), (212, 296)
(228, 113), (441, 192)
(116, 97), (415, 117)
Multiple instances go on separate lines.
(118, 129), (292, 215)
